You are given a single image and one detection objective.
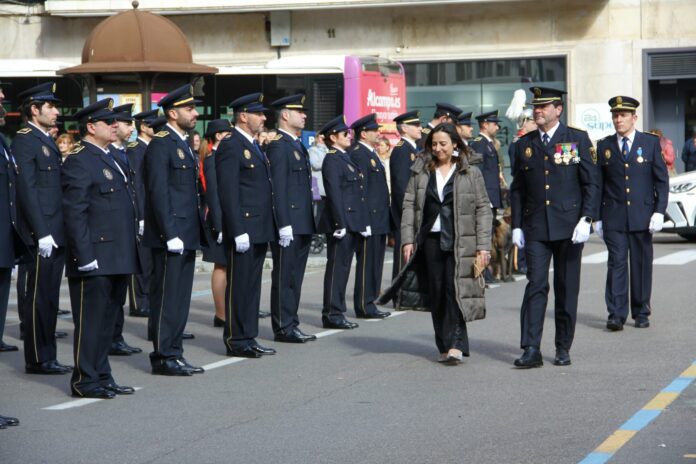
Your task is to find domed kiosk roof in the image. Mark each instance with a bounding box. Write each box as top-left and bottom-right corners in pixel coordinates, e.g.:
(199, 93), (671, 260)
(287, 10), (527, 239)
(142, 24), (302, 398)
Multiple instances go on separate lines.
(59, 2), (217, 75)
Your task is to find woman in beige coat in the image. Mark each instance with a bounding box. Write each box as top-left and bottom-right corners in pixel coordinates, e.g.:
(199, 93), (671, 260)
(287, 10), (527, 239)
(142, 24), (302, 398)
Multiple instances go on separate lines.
(378, 124), (492, 364)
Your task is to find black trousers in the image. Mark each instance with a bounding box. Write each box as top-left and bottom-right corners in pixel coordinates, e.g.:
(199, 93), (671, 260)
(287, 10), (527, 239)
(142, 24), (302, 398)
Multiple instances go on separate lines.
(223, 243), (267, 350)
(69, 275), (126, 395)
(353, 233), (386, 316)
(23, 247), (65, 365)
(604, 230), (653, 322)
(322, 232), (361, 321)
(0, 267), (11, 341)
(149, 249), (195, 361)
(423, 234), (469, 354)
(270, 235), (311, 335)
(16, 263), (28, 337)
(520, 239), (583, 351)
(128, 241), (153, 312)
(112, 275), (129, 344)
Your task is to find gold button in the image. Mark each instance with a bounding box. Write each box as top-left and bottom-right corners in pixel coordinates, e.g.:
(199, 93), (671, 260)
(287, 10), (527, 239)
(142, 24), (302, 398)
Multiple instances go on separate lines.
(545, 185), (549, 190)
(544, 156), (548, 161)
(545, 200), (550, 205)
(100, 237), (104, 241)
(524, 166), (529, 171)
(245, 213), (249, 217)
(250, 164), (255, 168)
(48, 166), (52, 171)
(627, 201), (631, 205)
(624, 163), (629, 168)
(626, 188), (630, 193)
(625, 176), (629, 180)
(545, 170), (549, 175)
(110, 188), (114, 192)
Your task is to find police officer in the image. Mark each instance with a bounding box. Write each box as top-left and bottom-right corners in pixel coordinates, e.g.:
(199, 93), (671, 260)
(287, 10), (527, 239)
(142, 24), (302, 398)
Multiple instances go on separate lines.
(595, 96), (668, 330)
(319, 116), (369, 329)
(126, 108), (159, 319)
(390, 110), (421, 281)
(12, 82), (73, 374)
(216, 93), (277, 358)
(510, 87), (600, 368)
(62, 98), (139, 398)
(143, 85), (206, 376)
(455, 112), (474, 145)
(470, 110), (504, 216)
(419, 103), (463, 149)
(349, 114), (391, 319)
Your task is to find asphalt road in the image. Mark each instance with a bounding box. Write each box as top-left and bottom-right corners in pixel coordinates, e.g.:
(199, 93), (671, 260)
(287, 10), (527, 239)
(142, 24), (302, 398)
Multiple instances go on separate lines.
(1, 234), (695, 464)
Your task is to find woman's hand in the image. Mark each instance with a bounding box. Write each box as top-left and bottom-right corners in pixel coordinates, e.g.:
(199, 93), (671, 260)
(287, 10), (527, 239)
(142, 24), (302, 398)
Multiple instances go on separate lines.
(477, 250), (491, 266)
(402, 244), (414, 263)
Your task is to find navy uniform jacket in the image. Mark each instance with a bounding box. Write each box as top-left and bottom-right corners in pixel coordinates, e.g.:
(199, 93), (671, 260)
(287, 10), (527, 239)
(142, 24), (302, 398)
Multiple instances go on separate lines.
(266, 131), (316, 236)
(597, 131), (669, 232)
(318, 148), (368, 234)
(389, 138), (417, 228)
(349, 142), (390, 234)
(510, 123), (600, 242)
(11, 125), (65, 248)
(203, 152), (223, 238)
(142, 128), (206, 251)
(215, 129), (276, 244)
(61, 142), (139, 277)
(469, 135), (503, 208)
(126, 138), (148, 220)
(0, 136), (27, 268)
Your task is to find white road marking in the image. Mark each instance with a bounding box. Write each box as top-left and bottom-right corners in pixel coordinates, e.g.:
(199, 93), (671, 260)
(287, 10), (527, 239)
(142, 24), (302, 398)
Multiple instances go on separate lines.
(202, 358), (246, 370)
(582, 251), (609, 264)
(654, 249), (696, 266)
(314, 329), (344, 338)
(43, 387), (143, 410)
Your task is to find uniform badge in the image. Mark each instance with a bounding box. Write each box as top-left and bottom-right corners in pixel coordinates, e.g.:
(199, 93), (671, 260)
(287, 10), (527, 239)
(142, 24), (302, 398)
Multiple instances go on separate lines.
(103, 168), (113, 180)
(554, 153), (562, 164)
(410, 153), (415, 161)
(244, 149), (251, 160)
(604, 149), (611, 160)
(177, 148), (185, 160)
(524, 147), (532, 158)
(590, 147), (597, 165)
(294, 151), (301, 161)
(249, 164), (255, 168)
(370, 159), (377, 168)
(636, 147), (644, 163)
(348, 165), (355, 172)
(42, 146), (51, 157)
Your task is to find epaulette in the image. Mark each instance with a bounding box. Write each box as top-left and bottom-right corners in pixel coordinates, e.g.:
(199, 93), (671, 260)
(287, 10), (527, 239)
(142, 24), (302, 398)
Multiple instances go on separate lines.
(422, 127), (431, 134)
(273, 133), (283, 141)
(520, 130), (537, 139)
(473, 136), (482, 142)
(511, 136), (519, 143)
(223, 133), (231, 139)
(127, 141), (139, 149)
(567, 125), (587, 133)
(154, 131), (169, 138)
(352, 145), (360, 151)
(327, 149), (337, 155)
(69, 145), (85, 155)
(396, 140), (404, 147)
(644, 131), (659, 138)
(16, 128), (32, 135)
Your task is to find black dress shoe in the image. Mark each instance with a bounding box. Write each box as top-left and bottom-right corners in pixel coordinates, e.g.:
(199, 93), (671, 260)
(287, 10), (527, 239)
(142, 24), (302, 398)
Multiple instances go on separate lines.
(57, 309), (71, 316)
(0, 415), (19, 426)
(356, 309), (391, 319)
(54, 361), (73, 371)
(295, 328), (317, 341)
(0, 341), (18, 352)
(182, 332), (195, 340)
(250, 343), (276, 355)
(322, 318), (359, 330)
(258, 311), (271, 319)
(72, 387), (116, 399)
(513, 347), (543, 369)
(55, 331), (68, 339)
(109, 341), (134, 356)
(151, 359), (194, 376)
(178, 357), (205, 374)
(635, 318), (650, 328)
(226, 345), (262, 358)
(606, 317), (624, 331)
(553, 349), (571, 366)
(129, 307), (150, 318)
(102, 383), (135, 395)
(274, 328), (316, 343)
(213, 316), (225, 327)
(25, 360), (71, 375)
(123, 342), (142, 354)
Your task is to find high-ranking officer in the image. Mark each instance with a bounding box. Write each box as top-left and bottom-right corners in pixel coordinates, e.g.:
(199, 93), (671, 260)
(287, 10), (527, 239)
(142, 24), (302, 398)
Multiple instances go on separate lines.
(389, 110), (421, 281)
(216, 93), (277, 358)
(470, 110), (504, 215)
(419, 103), (463, 149)
(12, 82), (73, 374)
(62, 98), (140, 398)
(595, 97), (668, 331)
(143, 85), (206, 376)
(126, 108), (158, 319)
(510, 87), (600, 368)
(319, 116), (369, 329)
(266, 94), (317, 343)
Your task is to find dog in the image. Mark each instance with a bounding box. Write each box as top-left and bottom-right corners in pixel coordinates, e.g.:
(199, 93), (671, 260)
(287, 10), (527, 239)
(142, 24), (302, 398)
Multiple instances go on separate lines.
(490, 207), (514, 283)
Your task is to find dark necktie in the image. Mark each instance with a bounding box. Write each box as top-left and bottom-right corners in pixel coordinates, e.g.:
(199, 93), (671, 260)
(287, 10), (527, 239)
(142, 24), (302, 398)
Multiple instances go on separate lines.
(542, 133), (549, 146)
(622, 137), (629, 160)
(253, 140), (267, 162)
(117, 147), (130, 168)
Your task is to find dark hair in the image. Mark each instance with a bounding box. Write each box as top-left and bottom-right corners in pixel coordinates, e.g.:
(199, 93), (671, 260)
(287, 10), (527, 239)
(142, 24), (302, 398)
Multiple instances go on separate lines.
(423, 123), (471, 172)
(78, 122), (89, 138)
(21, 101), (47, 122)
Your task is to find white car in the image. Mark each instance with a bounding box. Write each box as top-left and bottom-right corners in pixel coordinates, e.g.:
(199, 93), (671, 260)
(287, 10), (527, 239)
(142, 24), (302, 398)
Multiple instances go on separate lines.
(664, 171), (696, 241)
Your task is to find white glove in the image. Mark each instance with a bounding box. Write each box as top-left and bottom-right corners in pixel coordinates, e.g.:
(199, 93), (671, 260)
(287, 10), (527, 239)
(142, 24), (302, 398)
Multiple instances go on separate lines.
(512, 228), (525, 249)
(572, 218), (592, 244)
(278, 225), (293, 248)
(78, 260), (98, 272)
(649, 213), (664, 234)
(166, 237), (184, 254)
(594, 220), (604, 240)
(138, 220), (144, 236)
(38, 234), (58, 258)
(235, 233), (250, 253)
(333, 228), (346, 239)
(216, 232), (223, 244)
(360, 226), (372, 238)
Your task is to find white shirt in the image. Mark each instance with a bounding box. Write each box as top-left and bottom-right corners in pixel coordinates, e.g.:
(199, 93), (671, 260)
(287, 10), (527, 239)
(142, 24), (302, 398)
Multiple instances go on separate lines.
(430, 164), (456, 233)
(235, 126), (256, 145)
(27, 121), (51, 138)
(166, 123), (188, 142)
(402, 137), (417, 150)
(480, 132), (493, 143)
(83, 140), (127, 181)
(137, 136), (150, 146)
(539, 121), (560, 143)
(616, 130), (636, 153)
(278, 128), (298, 141)
(359, 141), (375, 152)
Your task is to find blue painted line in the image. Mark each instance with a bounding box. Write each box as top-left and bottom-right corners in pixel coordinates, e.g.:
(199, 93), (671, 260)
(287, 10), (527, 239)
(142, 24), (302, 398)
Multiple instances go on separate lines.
(663, 377), (694, 393)
(578, 452), (612, 464)
(620, 409), (661, 431)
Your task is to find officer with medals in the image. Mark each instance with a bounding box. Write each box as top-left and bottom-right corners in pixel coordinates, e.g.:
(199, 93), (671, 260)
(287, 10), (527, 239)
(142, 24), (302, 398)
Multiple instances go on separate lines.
(319, 116), (369, 329)
(455, 112), (475, 145)
(215, 93), (277, 358)
(143, 85), (206, 376)
(12, 82), (73, 375)
(62, 98), (139, 398)
(470, 110), (504, 217)
(419, 103), (463, 149)
(126, 108), (159, 319)
(389, 110), (421, 282)
(595, 96), (668, 331)
(264, 94), (318, 343)
(510, 87), (600, 368)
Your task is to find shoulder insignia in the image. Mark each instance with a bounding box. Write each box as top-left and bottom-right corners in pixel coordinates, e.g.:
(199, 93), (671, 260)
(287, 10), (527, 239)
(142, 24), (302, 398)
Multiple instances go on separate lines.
(396, 140), (404, 147)
(590, 147), (597, 165)
(327, 149), (337, 155)
(154, 131), (169, 138)
(16, 128), (32, 135)
(422, 127), (431, 134)
(127, 141), (139, 148)
(567, 125), (587, 133)
(473, 137), (482, 142)
(223, 133), (231, 139)
(69, 145), (85, 155)
(644, 131), (659, 138)
(273, 133), (283, 141)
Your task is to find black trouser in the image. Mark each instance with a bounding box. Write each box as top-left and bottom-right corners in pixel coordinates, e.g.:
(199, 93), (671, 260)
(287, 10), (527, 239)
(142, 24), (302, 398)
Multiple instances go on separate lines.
(270, 235), (311, 335)
(149, 249), (195, 362)
(322, 232), (361, 321)
(23, 247), (65, 365)
(423, 234), (469, 354)
(604, 230), (653, 322)
(112, 276), (128, 345)
(520, 239), (583, 351)
(0, 267), (11, 341)
(223, 243), (267, 351)
(129, 241), (153, 313)
(16, 263), (28, 337)
(353, 233), (386, 316)
(69, 275), (127, 395)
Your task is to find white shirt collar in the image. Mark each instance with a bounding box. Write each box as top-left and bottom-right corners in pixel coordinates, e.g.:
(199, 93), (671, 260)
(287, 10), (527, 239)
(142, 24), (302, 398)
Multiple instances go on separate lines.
(278, 128), (298, 141)
(235, 126), (256, 145)
(166, 123), (188, 141)
(540, 121), (560, 141)
(28, 121), (51, 138)
(111, 142), (125, 151)
(480, 132), (493, 143)
(359, 141), (374, 152)
(402, 137), (417, 150)
(617, 130), (636, 145)
(82, 140), (111, 155)
(137, 136), (150, 146)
